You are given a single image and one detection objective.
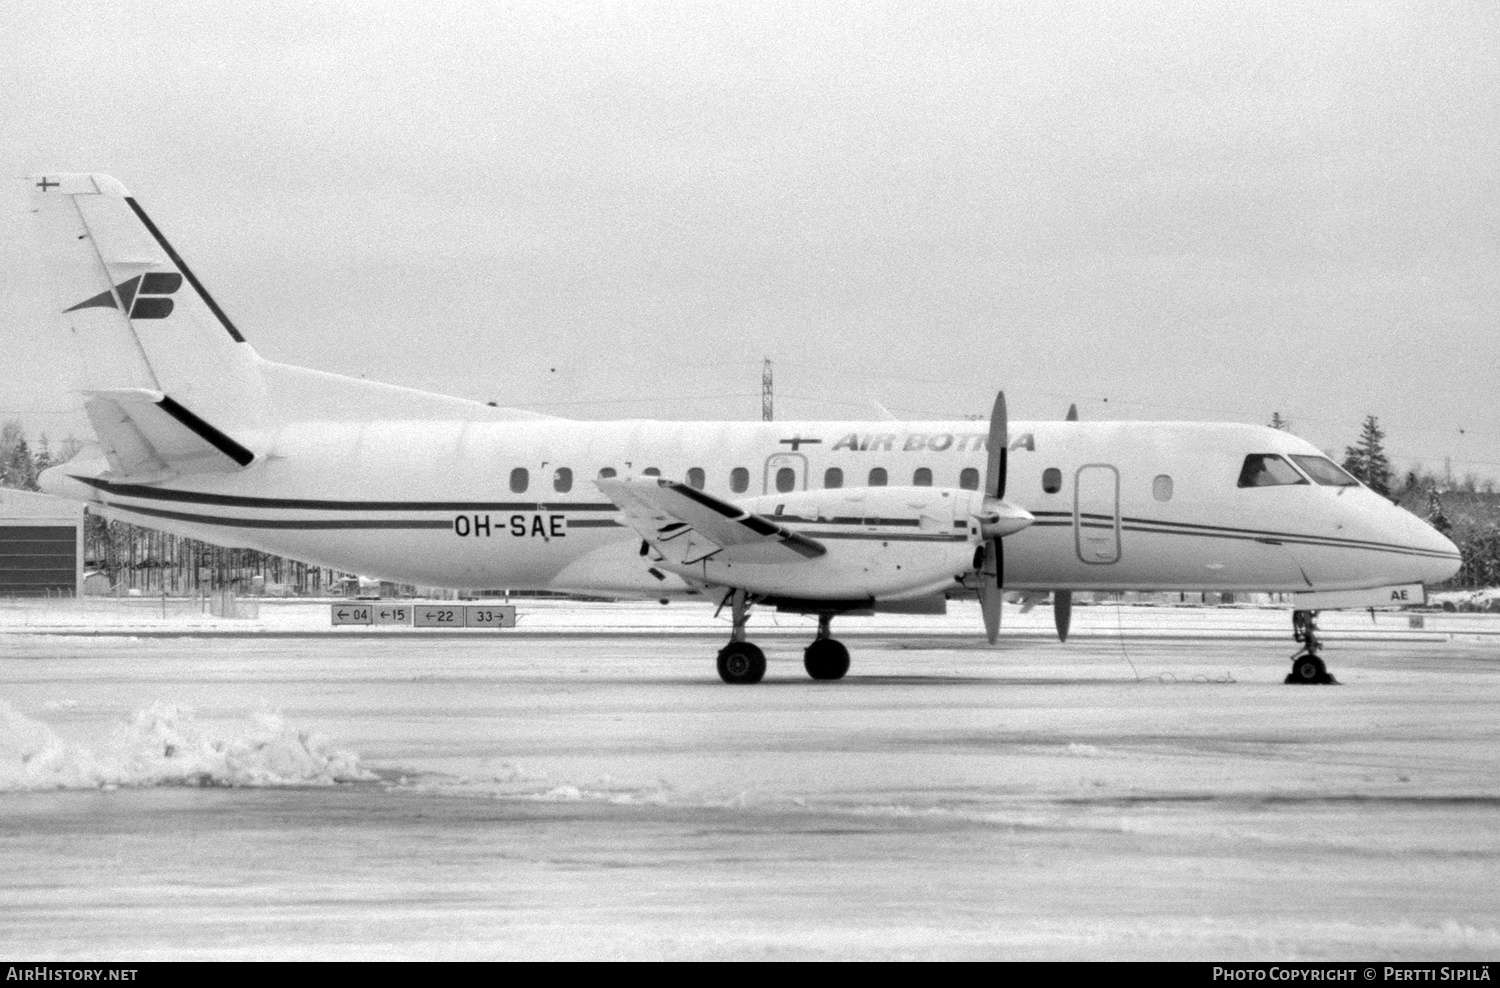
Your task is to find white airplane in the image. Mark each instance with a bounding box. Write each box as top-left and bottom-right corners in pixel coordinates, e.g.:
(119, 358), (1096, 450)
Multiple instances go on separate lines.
(24, 174), (1462, 684)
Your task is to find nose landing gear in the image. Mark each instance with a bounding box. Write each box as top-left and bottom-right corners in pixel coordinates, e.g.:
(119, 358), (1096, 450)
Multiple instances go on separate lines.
(1286, 609), (1338, 685)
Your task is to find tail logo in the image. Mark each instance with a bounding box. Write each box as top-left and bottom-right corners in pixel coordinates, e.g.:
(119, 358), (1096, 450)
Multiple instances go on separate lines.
(66, 272), (184, 320)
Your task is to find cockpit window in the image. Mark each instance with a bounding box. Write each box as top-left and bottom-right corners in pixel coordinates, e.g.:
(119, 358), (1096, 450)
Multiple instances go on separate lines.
(1290, 455), (1360, 487)
(1237, 454), (1309, 488)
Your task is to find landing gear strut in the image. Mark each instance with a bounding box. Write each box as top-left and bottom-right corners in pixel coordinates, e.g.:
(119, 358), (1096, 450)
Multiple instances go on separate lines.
(803, 612), (850, 681)
(716, 589), (765, 684)
(1286, 609), (1338, 685)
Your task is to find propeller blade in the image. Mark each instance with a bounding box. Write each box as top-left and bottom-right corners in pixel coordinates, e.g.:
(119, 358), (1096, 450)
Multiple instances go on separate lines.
(1053, 589), (1072, 643)
(980, 393), (1010, 646)
(979, 537), (1003, 644)
(981, 582), (1001, 644)
(986, 391), (1008, 499)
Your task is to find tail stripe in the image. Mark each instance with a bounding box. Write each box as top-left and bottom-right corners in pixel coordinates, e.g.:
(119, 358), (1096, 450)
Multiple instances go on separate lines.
(155, 396), (256, 466)
(123, 197), (246, 343)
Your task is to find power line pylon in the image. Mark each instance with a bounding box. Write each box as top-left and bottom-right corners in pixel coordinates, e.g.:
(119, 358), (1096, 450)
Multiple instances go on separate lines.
(762, 358), (773, 422)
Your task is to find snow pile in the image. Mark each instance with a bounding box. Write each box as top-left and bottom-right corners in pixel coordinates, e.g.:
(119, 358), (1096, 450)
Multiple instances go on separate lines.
(0, 701), (374, 791)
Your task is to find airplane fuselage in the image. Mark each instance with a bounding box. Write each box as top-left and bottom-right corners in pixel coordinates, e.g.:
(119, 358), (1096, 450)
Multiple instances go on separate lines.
(54, 415), (1459, 599)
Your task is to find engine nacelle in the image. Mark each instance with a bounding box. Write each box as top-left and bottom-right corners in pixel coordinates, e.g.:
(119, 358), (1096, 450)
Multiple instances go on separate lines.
(690, 486), (984, 600)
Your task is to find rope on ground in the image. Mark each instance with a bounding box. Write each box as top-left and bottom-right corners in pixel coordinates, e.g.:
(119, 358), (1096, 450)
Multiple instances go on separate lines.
(1115, 600), (1236, 683)
(1155, 670), (1238, 684)
(1114, 600), (1141, 681)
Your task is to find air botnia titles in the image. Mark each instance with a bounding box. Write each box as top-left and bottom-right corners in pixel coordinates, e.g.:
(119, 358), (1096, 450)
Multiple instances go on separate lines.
(1212, 968), (1490, 982)
(828, 431), (1034, 453)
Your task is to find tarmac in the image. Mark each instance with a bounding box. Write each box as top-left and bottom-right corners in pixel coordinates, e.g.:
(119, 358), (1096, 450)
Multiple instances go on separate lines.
(1, 599), (1497, 959)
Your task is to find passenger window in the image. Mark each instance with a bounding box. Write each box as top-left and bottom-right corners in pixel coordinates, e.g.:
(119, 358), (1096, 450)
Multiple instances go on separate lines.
(1237, 454), (1309, 488)
(598, 467), (617, 479)
(959, 467), (979, 490)
(1290, 455), (1360, 487)
(1153, 475), (1173, 501)
(730, 467), (749, 493)
(775, 467), (796, 493)
(643, 467), (660, 477)
(686, 467), (706, 490)
(553, 467), (573, 493)
(510, 467), (529, 493)
(824, 467), (844, 489)
(1042, 468), (1062, 494)
(869, 467), (888, 486)
(913, 467), (932, 487)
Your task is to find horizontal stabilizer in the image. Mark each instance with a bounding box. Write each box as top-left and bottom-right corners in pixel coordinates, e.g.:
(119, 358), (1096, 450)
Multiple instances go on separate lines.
(82, 388), (255, 478)
(596, 478), (825, 567)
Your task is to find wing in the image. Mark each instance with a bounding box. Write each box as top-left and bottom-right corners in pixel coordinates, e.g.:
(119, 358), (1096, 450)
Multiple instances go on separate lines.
(595, 478), (825, 566)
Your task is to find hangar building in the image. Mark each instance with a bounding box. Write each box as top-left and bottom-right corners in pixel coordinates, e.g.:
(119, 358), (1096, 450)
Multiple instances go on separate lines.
(0, 489), (84, 597)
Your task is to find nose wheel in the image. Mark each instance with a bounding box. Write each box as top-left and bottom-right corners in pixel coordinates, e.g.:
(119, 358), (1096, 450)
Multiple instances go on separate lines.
(1286, 609), (1338, 685)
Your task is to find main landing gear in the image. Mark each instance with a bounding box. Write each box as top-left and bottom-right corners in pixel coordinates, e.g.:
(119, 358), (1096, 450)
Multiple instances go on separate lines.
(803, 612), (850, 681)
(716, 589), (766, 684)
(1286, 609), (1338, 685)
(714, 591), (851, 684)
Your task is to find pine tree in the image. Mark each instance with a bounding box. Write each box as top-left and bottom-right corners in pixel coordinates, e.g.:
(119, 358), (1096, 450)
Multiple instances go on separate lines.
(33, 434), (53, 476)
(0, 422), (22, 488)
(1342, 415), (1393, 497)
(0, 425), (40, 491)
(1426, 487), (1452, 536)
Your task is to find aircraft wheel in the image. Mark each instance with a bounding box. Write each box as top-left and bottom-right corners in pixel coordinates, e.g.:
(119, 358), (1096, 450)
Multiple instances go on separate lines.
(717, 642), (766, 684)
(1286, 654), (1332, 685)
(803, 638), (850, 681)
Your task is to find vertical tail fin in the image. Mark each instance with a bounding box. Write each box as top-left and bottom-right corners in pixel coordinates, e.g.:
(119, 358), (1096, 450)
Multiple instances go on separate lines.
(27, 174), (268, 450)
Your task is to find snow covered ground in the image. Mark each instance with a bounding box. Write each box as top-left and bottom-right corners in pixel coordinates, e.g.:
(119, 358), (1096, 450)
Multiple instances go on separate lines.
(1, 601), (1498, 959)
(2, 594), (1497, 638)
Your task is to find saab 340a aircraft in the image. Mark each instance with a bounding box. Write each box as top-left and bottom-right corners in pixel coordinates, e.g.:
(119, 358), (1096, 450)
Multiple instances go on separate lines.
(24, 174), (1461, 684)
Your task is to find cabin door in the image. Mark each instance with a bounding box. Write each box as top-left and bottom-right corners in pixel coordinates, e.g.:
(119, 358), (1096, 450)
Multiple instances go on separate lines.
(763, 453), (808, 494)
(1074, 464), (1121, 564)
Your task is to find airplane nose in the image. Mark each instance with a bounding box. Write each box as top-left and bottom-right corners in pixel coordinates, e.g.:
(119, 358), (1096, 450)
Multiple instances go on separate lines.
(1405, 513), (1462, 585)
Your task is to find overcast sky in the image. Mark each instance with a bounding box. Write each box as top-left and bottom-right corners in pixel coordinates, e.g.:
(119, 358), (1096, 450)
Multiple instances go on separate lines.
(2, 0), (1496, 478)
